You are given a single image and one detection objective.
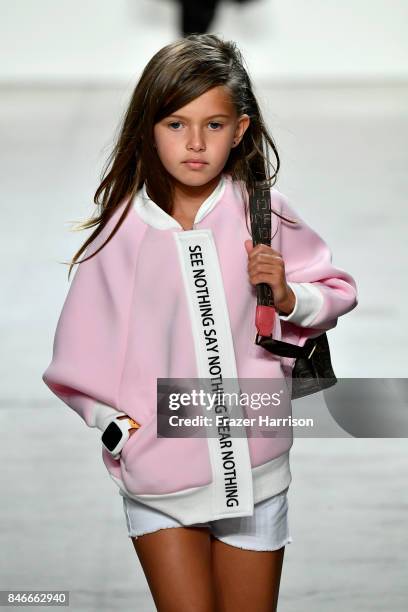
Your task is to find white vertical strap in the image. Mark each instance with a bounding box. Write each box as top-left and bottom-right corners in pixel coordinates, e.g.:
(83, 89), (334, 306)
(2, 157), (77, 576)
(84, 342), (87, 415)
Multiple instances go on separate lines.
(174, 229), (254, 519)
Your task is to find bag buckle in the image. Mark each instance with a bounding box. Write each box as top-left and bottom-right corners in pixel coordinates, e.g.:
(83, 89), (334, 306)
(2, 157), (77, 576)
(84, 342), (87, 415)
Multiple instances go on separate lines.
(255, 332), (270, 344)
(306, 342), (317, 360)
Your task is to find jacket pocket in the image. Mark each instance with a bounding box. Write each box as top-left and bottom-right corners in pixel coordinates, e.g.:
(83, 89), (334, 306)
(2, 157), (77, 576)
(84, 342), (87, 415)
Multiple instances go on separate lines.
(120, 413), (155, 463)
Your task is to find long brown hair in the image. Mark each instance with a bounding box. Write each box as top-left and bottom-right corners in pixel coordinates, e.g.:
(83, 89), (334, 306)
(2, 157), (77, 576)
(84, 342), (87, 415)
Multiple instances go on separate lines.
(66, 33), (297, 280)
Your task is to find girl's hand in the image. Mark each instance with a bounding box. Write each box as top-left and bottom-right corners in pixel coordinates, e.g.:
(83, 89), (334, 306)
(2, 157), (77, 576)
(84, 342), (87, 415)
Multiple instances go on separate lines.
(244, 240), (296, 315)
(116, 414), (141, 437)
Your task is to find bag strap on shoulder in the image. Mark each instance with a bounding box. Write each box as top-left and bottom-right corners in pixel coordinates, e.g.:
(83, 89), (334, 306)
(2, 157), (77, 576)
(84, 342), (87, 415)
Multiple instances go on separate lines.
(249, 182), (307, 359)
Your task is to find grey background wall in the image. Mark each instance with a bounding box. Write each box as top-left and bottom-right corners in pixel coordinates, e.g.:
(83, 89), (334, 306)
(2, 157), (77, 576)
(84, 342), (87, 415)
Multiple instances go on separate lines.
(1, 0), (407, 83)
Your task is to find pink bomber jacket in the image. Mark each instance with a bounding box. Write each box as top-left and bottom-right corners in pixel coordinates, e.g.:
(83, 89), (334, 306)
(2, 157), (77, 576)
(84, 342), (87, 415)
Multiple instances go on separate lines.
(42, 173), (358, 524)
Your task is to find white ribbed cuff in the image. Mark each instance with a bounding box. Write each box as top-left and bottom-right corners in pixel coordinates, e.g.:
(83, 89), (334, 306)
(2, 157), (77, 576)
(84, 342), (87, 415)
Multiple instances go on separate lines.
(91, 402), (127, 432)
(278, 282), (324, 327)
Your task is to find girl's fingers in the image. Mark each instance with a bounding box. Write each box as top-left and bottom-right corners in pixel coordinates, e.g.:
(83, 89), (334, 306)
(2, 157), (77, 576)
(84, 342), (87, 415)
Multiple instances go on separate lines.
(248, 244), (282, 258)
(249, 275), (275, 287)
(248, 255), (283, 271)
(249, 249), (279, 260)
(248, 260), (282, 271)
(248, 263), (284, 278)
(116, 414), (141, 428)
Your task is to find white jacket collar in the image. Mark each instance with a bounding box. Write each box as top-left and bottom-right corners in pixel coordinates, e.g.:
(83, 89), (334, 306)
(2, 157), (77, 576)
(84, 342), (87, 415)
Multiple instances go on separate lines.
(133, 173), (228, 230)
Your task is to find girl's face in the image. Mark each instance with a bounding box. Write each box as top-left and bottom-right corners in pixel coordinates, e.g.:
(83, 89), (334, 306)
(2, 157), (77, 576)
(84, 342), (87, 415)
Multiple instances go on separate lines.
(153, 85), (250, 187)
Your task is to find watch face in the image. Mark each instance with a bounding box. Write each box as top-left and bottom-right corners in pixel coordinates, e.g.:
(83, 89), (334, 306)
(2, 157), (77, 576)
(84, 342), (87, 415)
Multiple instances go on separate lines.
(101, 421), (123, 452)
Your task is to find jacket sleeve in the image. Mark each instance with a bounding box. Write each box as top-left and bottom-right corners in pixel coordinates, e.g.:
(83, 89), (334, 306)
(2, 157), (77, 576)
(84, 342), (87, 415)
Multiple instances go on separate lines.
(275, 190), (358, 336)
(42, 201), (138, 433)
(278, 281), (324, 326)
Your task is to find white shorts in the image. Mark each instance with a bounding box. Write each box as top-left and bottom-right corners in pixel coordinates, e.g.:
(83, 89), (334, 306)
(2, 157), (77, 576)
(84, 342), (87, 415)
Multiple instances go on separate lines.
(121, 487), (293, 552)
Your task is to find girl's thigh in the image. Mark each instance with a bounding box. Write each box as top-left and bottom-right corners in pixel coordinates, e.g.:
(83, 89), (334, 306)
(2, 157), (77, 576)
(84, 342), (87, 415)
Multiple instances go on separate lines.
(209, 490), (291, 612)
(211, 538), (285, 612)
(130, 525), (217, 612)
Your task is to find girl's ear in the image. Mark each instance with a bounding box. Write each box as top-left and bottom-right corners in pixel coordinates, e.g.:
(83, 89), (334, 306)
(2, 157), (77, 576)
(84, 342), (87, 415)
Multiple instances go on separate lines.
(233, 114), (251, 146)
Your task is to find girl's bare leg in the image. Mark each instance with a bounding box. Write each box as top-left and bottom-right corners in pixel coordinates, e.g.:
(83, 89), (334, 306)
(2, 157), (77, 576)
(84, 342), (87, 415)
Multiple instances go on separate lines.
(130, 526), (217, 612)
(211, 536), (285, 612)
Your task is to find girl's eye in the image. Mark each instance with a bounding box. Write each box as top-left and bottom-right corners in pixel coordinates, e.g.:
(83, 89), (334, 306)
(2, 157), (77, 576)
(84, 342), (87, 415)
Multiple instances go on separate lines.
(167, 121), (223, 130)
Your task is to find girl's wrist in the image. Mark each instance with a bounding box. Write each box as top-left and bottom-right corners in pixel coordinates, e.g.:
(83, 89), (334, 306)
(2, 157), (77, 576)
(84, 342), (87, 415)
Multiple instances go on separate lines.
(276, 286), (296, 315)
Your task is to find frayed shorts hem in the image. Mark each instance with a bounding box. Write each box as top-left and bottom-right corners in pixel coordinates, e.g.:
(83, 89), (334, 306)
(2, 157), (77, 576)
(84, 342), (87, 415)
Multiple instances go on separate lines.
(122, 487), (293, 552)
(209, 534), (294, 552)
(126, 524), (293, 552)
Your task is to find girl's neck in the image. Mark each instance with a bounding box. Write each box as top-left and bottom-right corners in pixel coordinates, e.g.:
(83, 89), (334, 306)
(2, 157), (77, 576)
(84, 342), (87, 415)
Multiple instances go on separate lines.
(171, 173), (223, 217)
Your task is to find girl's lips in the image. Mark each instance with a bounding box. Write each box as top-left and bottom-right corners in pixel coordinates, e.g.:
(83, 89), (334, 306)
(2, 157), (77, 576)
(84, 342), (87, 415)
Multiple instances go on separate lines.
(183, 161), (208, 169)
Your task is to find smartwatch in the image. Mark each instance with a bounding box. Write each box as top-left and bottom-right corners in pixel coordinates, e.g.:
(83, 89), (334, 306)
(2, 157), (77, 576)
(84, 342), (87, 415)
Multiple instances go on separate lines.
(101, 415), (140, 460)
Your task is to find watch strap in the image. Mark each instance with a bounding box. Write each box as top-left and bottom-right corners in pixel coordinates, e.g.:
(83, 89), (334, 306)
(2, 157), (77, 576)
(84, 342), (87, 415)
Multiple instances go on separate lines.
(102, 414), (141, 460)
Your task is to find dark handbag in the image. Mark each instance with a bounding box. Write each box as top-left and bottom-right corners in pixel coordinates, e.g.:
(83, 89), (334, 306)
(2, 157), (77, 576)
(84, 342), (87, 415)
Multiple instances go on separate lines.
(249, 182), (337, 399)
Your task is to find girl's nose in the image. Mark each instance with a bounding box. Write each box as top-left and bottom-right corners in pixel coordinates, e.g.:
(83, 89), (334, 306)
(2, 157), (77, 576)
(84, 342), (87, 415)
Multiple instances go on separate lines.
(187, 130), (206, 151)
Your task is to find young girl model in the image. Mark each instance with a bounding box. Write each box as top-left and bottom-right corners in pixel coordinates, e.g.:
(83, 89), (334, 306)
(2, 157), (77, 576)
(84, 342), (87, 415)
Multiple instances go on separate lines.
(43, 34), (358, 612)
